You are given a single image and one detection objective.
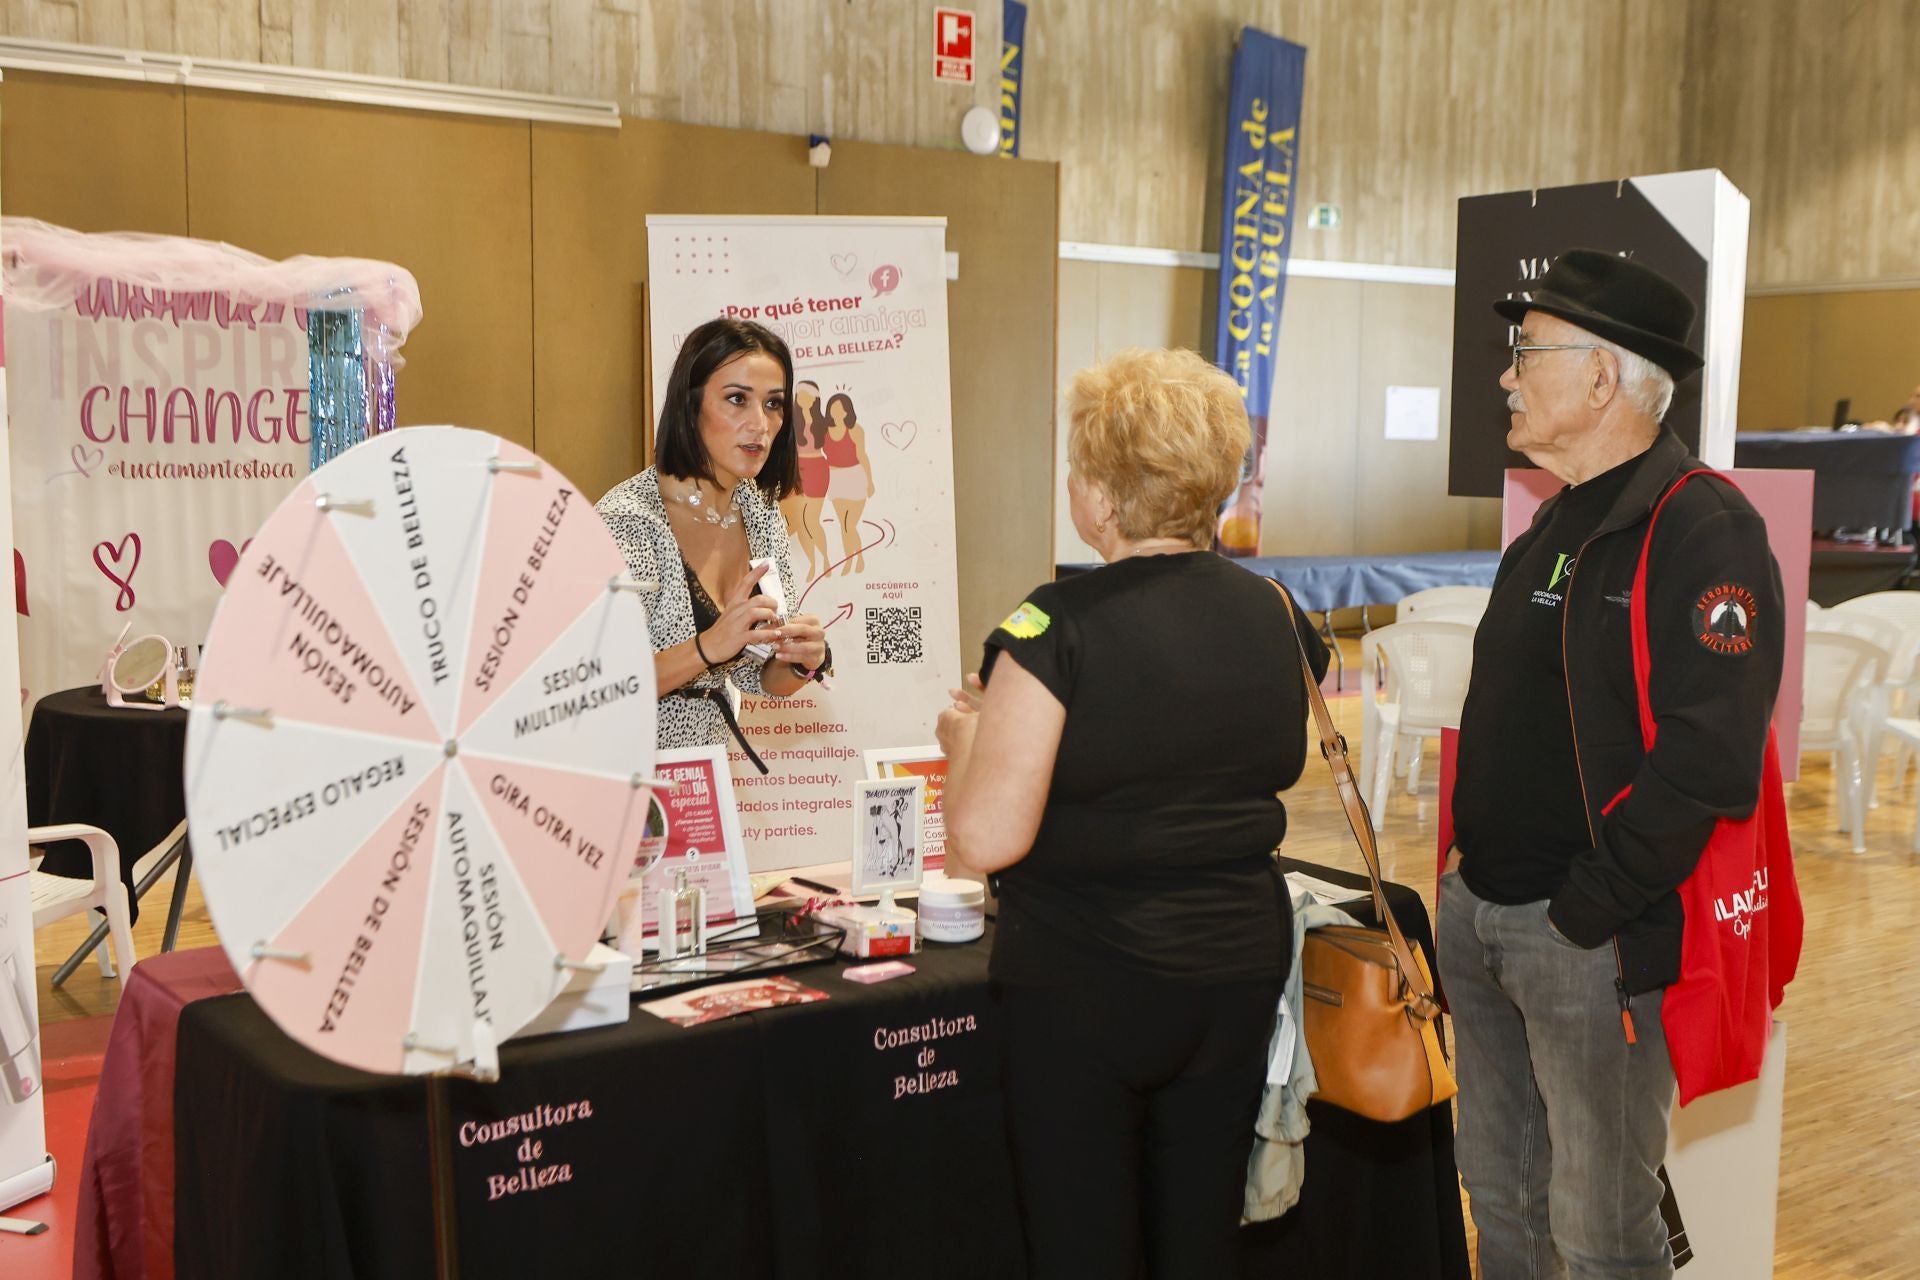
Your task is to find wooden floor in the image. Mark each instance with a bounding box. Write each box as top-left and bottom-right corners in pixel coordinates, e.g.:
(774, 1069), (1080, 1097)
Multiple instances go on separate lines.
(29, 658), (1919, 1277)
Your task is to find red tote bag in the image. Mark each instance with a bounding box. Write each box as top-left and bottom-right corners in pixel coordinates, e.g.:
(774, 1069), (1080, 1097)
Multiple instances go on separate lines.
(1615, 469), (1803, 1105)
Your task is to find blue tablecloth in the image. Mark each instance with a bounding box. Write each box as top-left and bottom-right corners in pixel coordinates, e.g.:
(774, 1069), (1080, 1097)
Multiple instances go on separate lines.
(1056, 551), (1500, 614)
(1733, 430), (1920, 532)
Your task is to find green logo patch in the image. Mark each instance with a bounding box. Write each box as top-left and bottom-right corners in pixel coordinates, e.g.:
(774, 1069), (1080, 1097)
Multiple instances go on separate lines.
(999, 601), (1051, 639)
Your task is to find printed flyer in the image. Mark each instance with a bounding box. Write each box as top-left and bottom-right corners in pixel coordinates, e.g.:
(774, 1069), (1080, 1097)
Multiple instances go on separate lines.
(625, 744), (757, 940)
(640, 975), (831, 1027)
(646, 215), (963, 872)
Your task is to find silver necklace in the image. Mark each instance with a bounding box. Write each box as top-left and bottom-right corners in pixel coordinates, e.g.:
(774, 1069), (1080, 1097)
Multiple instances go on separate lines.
(666, 481), (740, 529)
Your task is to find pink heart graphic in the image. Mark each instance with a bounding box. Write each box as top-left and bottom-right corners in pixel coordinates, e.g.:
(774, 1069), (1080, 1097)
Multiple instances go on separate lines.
(209, 538), (253, 587)
(71, 443), (104, 476)
(880, 420), (918, 450)
(93, 533), (141, 612)
(830, 253), (858, 275)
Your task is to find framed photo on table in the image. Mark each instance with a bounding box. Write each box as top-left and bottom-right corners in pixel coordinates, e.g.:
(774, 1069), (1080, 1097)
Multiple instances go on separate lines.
(863, 745), (948, 870)
(850, 776), (926, 901)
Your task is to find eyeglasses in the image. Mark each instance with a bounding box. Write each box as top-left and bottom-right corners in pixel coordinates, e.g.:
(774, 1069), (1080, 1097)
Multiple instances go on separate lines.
(1510, 343), (1599, 374)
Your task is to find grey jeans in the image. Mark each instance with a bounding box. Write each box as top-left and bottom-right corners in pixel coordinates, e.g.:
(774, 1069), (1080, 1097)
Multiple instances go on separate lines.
(1437, 868), (1676, 1280)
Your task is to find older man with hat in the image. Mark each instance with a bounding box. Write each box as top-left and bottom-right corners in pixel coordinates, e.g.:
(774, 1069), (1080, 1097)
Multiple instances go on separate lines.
(1439, 249), (1785, 1279)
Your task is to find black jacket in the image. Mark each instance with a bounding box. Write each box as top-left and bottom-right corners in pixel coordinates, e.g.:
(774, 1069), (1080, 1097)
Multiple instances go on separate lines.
(1500, 430), (1786, 994)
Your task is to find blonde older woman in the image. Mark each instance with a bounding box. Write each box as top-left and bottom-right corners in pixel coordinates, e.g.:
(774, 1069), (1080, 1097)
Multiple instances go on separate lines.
(936, 347), (1327, 1279)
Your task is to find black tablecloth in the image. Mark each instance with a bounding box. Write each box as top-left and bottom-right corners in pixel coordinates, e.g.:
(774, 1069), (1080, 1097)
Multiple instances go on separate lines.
(1733, 429), (1920, 532)
(1808, 542), (1920, 606)
(1246, 859), (1471, 1279)
(174, 865), (1469, 1279)
(27, 685), (190, 921)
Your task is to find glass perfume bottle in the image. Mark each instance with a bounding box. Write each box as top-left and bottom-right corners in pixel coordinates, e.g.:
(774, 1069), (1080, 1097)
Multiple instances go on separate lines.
(662, 869), (707, 959)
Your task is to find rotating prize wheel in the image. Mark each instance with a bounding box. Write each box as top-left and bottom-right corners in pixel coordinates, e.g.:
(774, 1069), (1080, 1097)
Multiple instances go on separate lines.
(185, 427), (657, 1078)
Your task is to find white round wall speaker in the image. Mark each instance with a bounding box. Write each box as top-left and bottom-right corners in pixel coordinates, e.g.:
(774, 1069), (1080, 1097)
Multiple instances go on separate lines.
(960, 106), (999, 156)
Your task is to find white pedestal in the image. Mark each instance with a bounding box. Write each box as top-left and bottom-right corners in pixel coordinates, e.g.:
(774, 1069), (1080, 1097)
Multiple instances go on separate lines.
(0, 1153), (55, 1214)
(510, 944), (632, 1040)
(1663, 1020), (1787, 1279)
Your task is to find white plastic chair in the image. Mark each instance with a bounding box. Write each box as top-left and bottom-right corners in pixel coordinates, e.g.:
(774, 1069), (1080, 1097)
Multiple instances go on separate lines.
(1830, 592), (1920, 799)
(29, 823), (136, 984)
(49, 818), (189, 986)
(1360, 620), (1477, 829)
(1406, 604), (1484, 626)
(1799, 629), (1888, 853)
(1397, 586), (1491, 623)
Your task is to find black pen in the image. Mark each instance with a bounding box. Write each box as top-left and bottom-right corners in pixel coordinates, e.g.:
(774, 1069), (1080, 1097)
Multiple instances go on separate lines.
(789, 877), (840, 894)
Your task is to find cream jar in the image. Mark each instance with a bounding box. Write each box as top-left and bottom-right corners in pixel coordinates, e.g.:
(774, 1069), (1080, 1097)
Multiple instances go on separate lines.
(916, 873), (986, 943)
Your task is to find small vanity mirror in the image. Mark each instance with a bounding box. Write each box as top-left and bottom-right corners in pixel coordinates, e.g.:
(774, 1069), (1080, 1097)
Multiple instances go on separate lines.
(101, 628), (178, 710)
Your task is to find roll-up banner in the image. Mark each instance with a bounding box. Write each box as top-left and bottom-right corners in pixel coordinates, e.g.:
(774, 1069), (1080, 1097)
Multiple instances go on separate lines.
(999, 1), (1027, 158)
(1212, 26), (1306, 557)
(645, 216), (963, 873)
(0, 207), (53, 1216)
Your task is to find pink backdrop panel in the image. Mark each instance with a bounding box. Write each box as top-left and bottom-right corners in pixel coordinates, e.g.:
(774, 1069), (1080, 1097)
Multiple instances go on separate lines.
(1501, 467), (1813, 779)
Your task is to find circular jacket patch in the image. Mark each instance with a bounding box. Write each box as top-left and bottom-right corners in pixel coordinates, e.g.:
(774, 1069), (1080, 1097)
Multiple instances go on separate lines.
(1694, 584), (1758, 655)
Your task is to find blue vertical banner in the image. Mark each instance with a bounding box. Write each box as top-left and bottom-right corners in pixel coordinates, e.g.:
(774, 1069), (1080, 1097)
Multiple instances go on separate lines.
(999, 0), (1027, 157)
(1212, 27), (1305, 556)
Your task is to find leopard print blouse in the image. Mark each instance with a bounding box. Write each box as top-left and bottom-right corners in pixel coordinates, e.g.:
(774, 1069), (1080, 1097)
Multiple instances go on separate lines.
(595, 467), (801, 751)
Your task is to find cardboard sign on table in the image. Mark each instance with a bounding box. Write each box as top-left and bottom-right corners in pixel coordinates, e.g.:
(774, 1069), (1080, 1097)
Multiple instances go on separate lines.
(621, 744), (756, 945)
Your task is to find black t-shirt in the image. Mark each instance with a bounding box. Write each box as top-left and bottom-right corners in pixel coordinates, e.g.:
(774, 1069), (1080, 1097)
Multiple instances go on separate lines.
(979, 552), (1328, 984)
(1453, 454), (1637, 903)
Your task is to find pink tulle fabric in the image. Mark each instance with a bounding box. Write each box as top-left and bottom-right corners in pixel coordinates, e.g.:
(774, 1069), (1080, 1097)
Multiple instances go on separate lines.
(1, 217), (422, 365)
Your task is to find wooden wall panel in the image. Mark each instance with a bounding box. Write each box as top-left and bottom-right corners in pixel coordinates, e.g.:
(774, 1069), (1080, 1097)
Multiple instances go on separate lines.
(0, 71), (188, 234)
(1738, 294), (1816, 430)
(0, 1), (1005, 172)
(1056, 269), (1501, 561)
(818, 140), (1058, 663)
(1351, 282), (1486, 554)
(1738, 290), (1920, 432)
(1261, 276), (1362, 556)
(179, 89), (535, 443)
(528, 117), (816, 505)
(1052, 259), (1209, 564)
(1684, 0), (1920, 287)
(1051, 259), (1100, 565)
(1027, 0), (1693, 260)
(16, 0), (1920, 282)
(0, 0), (1714, 260)
(1805, 290), (1920, 428)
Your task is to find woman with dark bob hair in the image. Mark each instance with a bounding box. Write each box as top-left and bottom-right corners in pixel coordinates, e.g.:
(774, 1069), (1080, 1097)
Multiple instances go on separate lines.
(597, 317), (830, 765)
(936, 347), (1326, 1278)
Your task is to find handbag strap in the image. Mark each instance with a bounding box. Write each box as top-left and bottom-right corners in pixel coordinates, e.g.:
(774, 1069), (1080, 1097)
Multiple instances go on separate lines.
(1269, 579), (1439, 1020)
(1612, 467), (1781, 814)
(1627, 469), (1722, 750)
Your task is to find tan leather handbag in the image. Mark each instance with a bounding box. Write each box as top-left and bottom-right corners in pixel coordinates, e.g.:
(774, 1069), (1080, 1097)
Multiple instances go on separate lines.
(1273, 582), (1457, 1123)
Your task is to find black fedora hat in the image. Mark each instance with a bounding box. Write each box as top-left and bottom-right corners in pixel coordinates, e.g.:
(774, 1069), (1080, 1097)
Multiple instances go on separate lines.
(1493, 249), (1703, 378)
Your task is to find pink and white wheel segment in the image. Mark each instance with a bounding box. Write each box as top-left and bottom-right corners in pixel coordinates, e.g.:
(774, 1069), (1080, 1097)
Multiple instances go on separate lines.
(185, 427), (657, 1076)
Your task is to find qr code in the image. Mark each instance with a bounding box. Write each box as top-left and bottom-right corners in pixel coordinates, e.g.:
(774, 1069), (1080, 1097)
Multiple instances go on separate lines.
(866, 606), (924, 664)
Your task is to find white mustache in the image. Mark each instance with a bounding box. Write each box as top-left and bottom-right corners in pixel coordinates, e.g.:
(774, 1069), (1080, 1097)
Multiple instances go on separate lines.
(1507, 392), (1526, 414)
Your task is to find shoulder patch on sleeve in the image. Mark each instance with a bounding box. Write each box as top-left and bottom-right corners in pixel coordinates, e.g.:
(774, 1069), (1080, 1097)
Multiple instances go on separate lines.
(1693, 583), (1758, 655)
(998, 601), (1051, 639)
